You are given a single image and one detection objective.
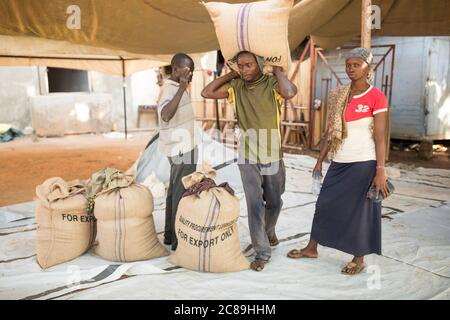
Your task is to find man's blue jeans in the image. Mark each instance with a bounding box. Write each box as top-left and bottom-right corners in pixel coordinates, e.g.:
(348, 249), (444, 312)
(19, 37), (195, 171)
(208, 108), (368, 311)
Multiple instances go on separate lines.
(238, 159), (286, 261)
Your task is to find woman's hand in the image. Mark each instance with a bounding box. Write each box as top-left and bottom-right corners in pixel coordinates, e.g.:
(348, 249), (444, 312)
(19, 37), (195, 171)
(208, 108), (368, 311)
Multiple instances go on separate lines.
(371, 170), (390, 200)
(312, 161), (323, 177)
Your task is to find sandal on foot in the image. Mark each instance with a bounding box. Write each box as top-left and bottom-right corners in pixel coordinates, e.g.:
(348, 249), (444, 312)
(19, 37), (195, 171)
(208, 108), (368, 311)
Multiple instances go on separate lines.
(250, 259), (267, 272)
(269, 236), (279, 247)
(341, 261), (366, 275)
(286, 249), (318, 259)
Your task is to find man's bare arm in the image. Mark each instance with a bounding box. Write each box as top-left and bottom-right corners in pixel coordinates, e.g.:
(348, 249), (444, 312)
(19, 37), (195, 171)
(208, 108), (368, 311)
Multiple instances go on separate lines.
(201, 70), (239, 99)
(273, 66), (297, 100)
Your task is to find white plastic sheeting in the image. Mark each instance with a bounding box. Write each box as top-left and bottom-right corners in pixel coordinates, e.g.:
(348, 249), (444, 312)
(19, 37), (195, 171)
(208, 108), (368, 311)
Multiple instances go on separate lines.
(136, 131), (243, 194)
(1, 154), (449, 300)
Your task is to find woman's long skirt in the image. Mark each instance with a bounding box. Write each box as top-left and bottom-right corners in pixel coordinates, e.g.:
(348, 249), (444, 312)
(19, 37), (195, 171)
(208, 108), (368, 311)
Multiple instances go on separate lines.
(310, 160), (382, 256)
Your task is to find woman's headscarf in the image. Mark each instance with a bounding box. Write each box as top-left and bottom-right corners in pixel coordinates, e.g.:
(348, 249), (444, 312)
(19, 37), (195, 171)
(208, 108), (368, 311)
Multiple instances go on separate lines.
(345, 48), (374, 84)
(345, 47), (373, 65)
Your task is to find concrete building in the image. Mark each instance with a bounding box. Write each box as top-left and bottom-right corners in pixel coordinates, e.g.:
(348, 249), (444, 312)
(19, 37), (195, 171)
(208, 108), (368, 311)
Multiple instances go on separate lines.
(0, 66), (161, 136)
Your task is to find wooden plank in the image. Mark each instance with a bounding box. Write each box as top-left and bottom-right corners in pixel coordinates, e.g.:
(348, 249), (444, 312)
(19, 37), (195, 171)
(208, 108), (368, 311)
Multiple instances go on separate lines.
(281, 122), (308, 127)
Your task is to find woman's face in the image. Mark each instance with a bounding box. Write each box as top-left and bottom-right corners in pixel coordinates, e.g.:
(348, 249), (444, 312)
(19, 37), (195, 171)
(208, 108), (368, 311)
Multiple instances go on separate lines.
(345, 57), (369, 82)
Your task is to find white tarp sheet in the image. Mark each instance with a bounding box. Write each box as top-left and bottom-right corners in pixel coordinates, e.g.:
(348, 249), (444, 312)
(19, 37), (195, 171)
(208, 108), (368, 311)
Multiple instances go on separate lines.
(1, 154), (449, 300)
(136, 131), (243, 194)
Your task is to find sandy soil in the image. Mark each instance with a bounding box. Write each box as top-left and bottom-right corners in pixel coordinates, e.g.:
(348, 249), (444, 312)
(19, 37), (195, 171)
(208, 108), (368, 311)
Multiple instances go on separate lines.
(0, 132), (155, 206)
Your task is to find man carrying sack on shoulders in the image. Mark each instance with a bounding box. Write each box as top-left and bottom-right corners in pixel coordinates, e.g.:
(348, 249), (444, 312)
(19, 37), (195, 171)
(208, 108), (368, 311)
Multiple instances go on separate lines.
(201, 51), (297, 271)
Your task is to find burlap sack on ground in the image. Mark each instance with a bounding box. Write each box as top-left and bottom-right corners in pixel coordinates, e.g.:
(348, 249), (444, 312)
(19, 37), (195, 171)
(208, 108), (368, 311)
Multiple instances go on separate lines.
(203, 0), (293, 73)
(89, 168), (168, 262)
(36, 178), (95, 270)
(168, 164), (249, 272)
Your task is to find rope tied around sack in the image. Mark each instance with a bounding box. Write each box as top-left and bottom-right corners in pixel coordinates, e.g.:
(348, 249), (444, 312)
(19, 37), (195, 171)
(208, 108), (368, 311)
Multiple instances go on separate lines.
(182, 178), (235, 198)
(36, 177), (86, 206)
(86, 167), (135, 214)
(181, 162), (235, 198)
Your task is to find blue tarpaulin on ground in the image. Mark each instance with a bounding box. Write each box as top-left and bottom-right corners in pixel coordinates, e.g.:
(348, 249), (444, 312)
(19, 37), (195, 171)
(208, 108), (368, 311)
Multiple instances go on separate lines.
(0, 127), (23, 143)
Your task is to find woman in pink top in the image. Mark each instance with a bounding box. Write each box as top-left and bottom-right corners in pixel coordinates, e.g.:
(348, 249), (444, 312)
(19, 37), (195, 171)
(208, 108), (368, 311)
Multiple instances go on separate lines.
(287, 48), (391, 275)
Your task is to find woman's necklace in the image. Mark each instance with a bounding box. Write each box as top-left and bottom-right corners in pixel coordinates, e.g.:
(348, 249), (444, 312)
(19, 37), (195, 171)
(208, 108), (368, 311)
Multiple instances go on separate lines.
(350, 83), (370, 99)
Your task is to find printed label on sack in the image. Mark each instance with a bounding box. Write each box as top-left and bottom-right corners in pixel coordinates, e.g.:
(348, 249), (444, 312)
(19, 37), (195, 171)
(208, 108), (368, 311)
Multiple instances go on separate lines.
(265, 56), (282, 63)
(177, 215), (238, 248)
(61, 213), (96, 223)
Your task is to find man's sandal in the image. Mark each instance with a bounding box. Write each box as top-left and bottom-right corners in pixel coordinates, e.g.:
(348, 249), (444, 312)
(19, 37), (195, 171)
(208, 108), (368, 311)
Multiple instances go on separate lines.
(269, 237), (279, 247)
(250, 259), (267, 272)
(341, 261), (366, 275)
(286, 249), (318, 259)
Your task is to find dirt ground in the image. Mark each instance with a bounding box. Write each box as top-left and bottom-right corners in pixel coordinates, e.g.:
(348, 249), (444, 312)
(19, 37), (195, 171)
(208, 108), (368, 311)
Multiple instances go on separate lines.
(0, 132), (449, 207)
(0, 132), (156, 207)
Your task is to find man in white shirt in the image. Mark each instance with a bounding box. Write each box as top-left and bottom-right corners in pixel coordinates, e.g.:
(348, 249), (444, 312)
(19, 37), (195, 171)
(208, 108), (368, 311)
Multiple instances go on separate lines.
(158, 53), (200, 250)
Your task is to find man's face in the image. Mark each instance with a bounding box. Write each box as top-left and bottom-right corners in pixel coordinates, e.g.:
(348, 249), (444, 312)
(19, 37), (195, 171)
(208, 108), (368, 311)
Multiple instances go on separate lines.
(237, 53), (261, 81)
(173, 59), (194, 82)
(345, 57), (369, 82)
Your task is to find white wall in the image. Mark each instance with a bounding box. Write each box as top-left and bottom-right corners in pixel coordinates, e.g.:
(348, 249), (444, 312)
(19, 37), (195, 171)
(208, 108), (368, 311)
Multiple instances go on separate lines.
(89, 71), (132, 131)
(30, 92), (113, 136)
(371, 36), (428, 139)
(0, 66), (40, 130)
(425, 37), (450, 139)
(0, 66), (162, 132)
(130, 68), (160, 107)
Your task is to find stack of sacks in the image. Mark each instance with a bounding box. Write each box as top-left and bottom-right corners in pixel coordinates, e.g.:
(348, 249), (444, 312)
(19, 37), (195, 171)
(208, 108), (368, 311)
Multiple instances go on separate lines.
(36, 178), (96, 269)
(168, 163), (249, 272)
(88, 168), (168, 262)
(203, 0), (293, 73)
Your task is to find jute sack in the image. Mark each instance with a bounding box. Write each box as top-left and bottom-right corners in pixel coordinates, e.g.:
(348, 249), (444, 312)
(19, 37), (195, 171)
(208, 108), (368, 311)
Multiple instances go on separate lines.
(203, 0), (293, 73)
(36, 178), (95, 269)
(89, 168), (168, 262)
(168, 164), (249, 272)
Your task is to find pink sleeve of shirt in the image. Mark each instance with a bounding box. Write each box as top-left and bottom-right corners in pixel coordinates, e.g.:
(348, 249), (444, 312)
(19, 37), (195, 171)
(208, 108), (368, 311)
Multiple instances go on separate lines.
(372, 89), (388, 115)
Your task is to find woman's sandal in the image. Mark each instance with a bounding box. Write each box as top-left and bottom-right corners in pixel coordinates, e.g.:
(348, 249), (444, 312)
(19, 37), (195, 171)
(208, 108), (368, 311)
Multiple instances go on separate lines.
(341, 261), (366, 275)
(286, 249), (318, 259)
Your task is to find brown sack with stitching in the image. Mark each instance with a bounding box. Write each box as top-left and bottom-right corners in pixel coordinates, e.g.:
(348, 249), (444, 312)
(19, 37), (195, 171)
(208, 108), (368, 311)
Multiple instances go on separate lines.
(203, 0), (293, 73)
(168, 164), (249, 272)
(90, 168), (168, 262)
(36, 177), (95, 269)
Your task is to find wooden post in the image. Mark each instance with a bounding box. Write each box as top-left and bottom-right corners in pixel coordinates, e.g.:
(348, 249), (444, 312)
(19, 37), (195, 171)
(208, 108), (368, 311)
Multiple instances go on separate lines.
(361, 0), (372, 49)
(121, 57), (128, 140)
(308, 38), (316, 148)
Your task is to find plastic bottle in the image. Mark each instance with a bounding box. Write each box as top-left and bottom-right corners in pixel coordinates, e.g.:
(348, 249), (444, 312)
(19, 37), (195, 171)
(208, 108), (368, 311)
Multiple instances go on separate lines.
(311, 172), (322, 196)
